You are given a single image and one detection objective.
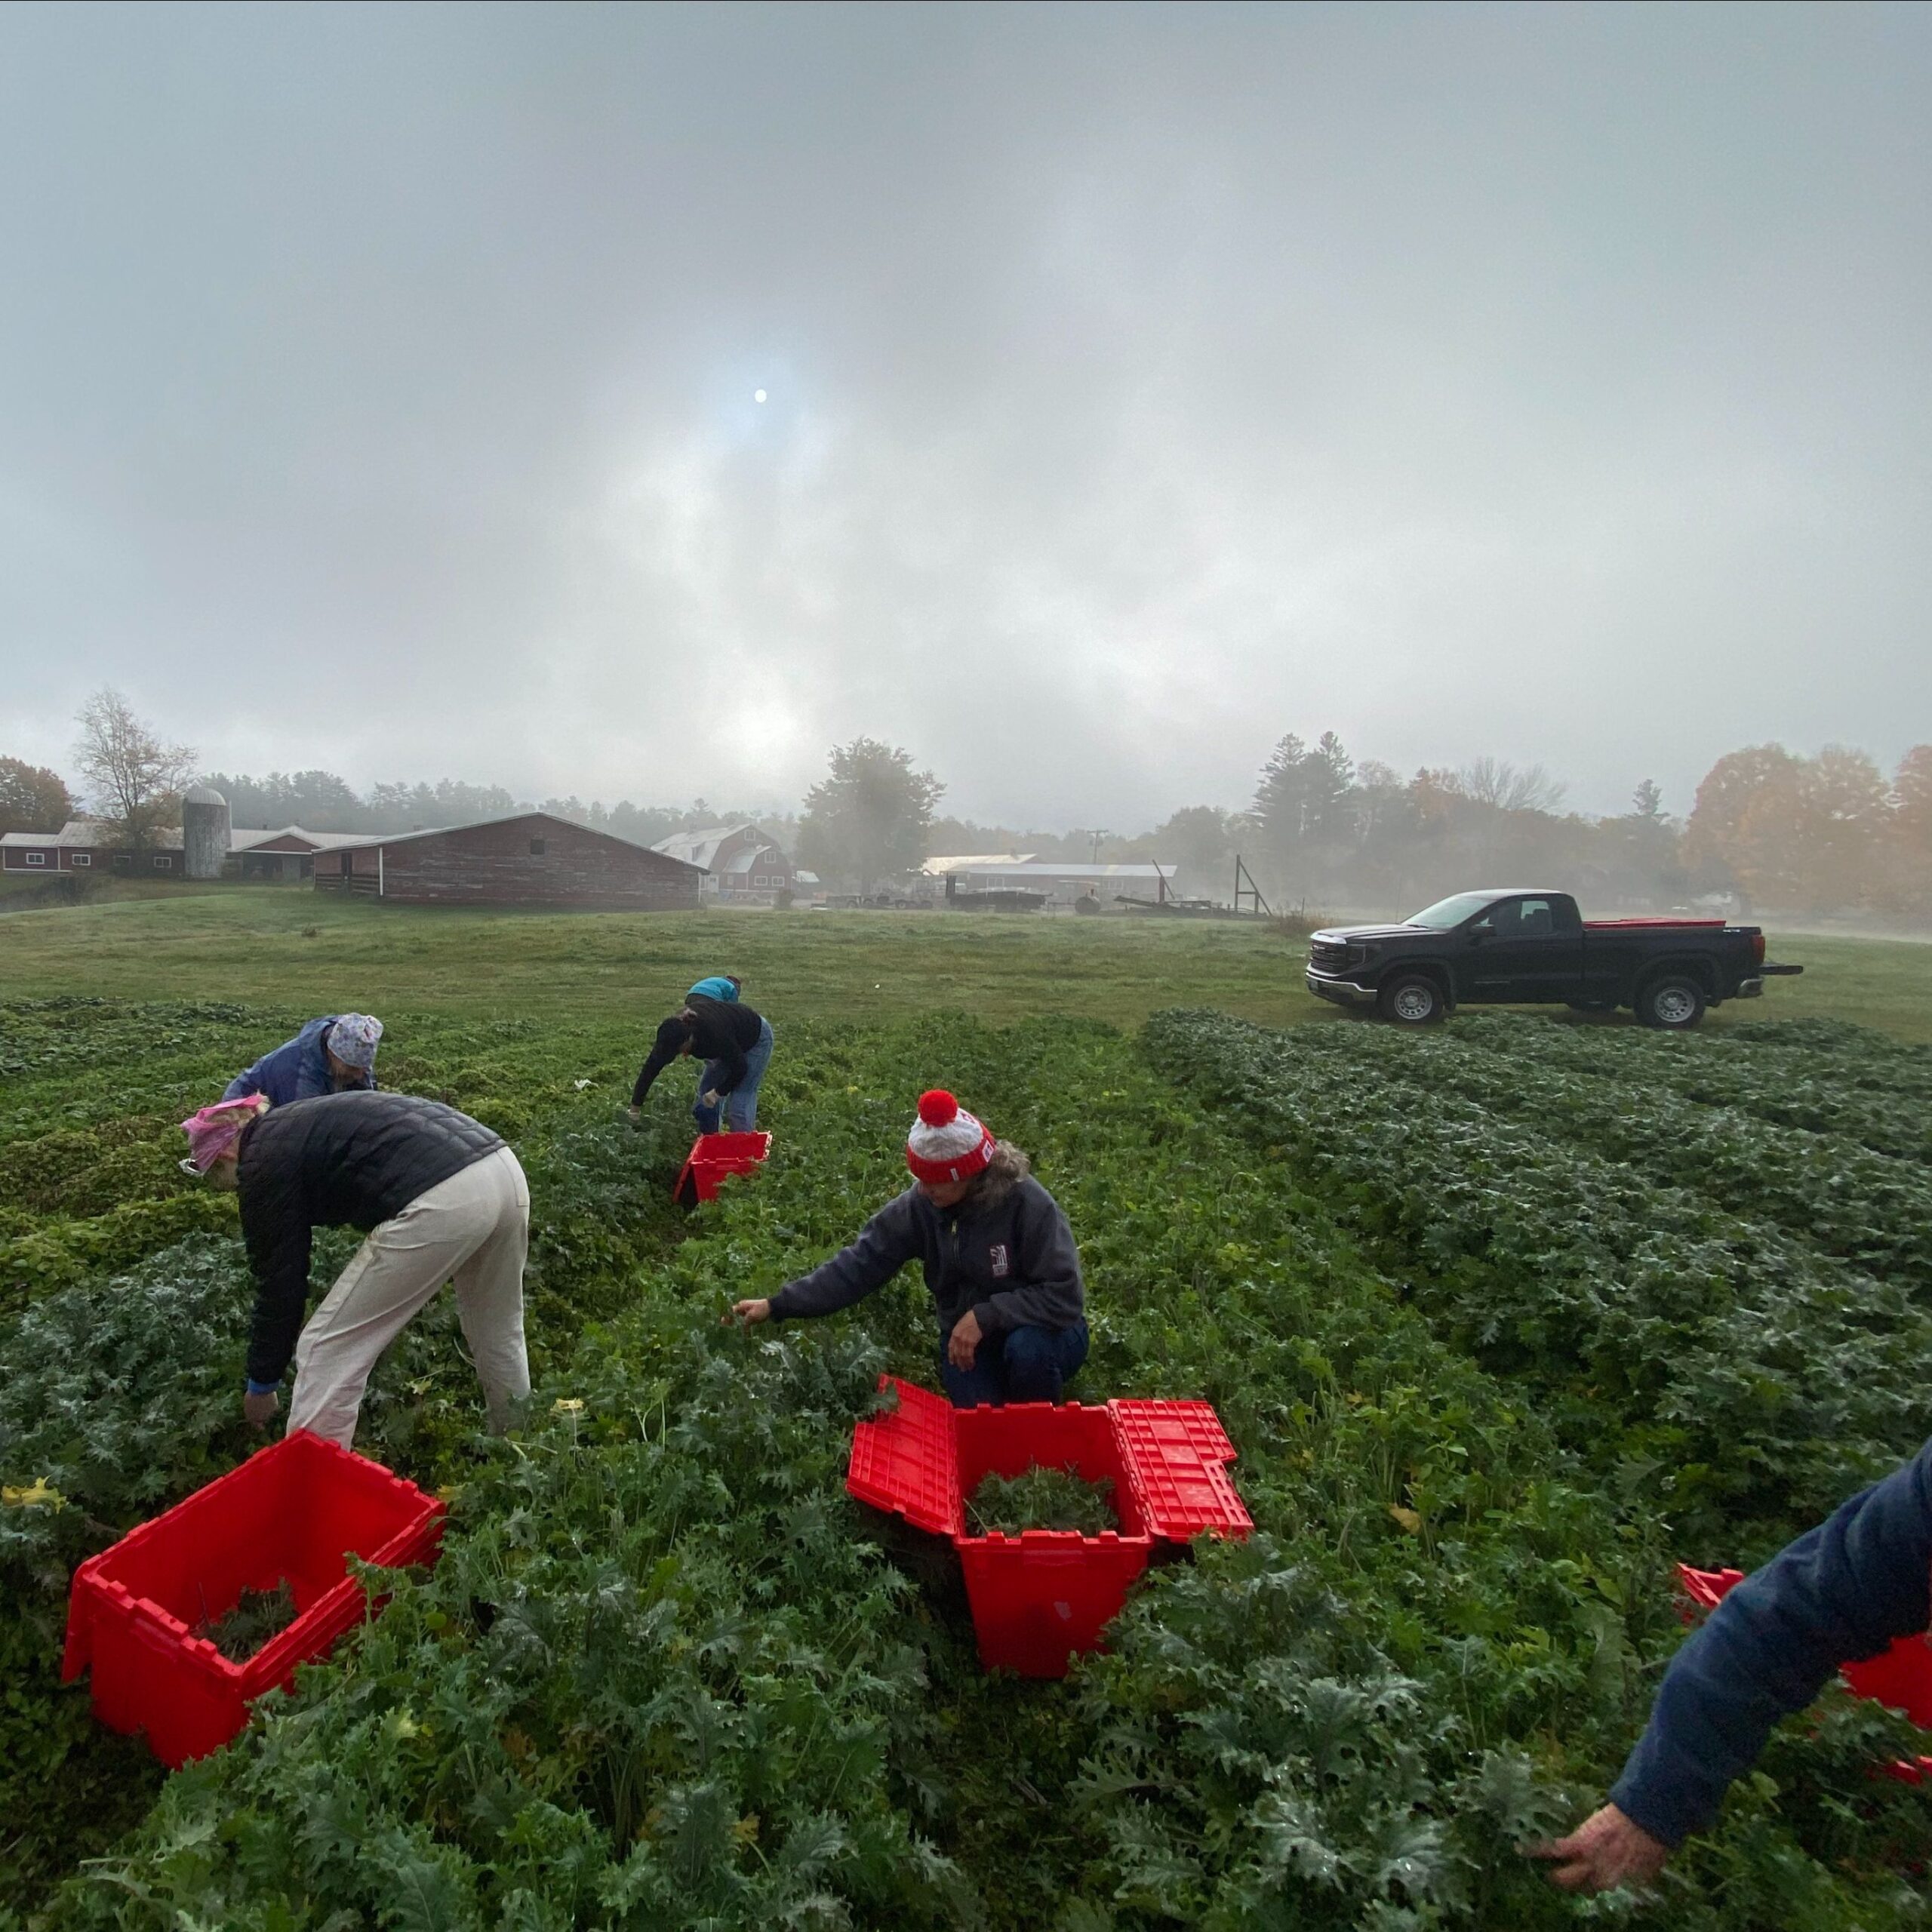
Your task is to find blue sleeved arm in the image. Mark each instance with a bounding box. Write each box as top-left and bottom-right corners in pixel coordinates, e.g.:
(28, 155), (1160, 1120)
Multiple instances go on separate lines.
(225, 1028), (316, 1106)
(223, 1054), (272, 1103)
(768, 1192), (923, 1321)
(1611, 1440), (1932, 1847)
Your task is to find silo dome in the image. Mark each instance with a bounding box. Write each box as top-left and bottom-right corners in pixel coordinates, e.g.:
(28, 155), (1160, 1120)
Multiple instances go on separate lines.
(182, 785), (232, 881)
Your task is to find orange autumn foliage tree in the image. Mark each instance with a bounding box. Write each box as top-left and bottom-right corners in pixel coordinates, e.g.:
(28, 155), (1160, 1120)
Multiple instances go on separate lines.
(1685, 743), (1929, 918)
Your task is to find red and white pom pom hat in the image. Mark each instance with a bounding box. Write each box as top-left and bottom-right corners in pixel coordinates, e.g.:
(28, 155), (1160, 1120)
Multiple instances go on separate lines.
(906, 1088), (995, 1184)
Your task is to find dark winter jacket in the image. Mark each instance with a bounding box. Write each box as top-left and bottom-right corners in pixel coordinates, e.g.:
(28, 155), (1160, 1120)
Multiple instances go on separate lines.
(1611, 1435), (1932, 1848)
(768, 1174), (1084, 1337)
(631, 995), (764, 1106)
(223, 1017), (375, 1107)
(235, 1091), (505, 1386)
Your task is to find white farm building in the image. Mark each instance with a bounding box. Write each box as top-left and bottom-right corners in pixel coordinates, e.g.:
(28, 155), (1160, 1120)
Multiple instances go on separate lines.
(921, 856), (1176, 907)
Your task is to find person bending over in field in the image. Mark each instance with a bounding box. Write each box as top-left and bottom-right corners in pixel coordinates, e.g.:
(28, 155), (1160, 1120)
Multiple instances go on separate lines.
(629, 987), (773, 1134)
(1530, 1438), (1932, 1894)
(178, 1091), (531, 1449)
(728, 1089), (1089, 1407)
(223, 1013), (383, 1106)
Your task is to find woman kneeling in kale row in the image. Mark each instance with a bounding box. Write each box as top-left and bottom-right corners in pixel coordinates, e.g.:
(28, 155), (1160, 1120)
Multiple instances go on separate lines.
(728, 1089), (1089, 1407)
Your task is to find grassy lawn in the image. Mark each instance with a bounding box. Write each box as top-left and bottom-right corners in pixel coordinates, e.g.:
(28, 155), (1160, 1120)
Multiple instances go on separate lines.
(2, 884), (1923, 1036)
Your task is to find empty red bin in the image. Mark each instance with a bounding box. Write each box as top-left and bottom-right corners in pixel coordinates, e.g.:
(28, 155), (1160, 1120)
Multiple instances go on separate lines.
(848, 1377), (1252, 1677)
(62, 1431), (445, 1767)
(1678, 1564), (1932, 1782)
(674, 1130), (772, 1205)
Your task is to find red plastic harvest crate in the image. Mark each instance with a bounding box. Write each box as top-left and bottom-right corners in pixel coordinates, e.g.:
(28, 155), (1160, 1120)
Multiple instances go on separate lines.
(674, 1130), (772, 1205)
(1678, 1564), (1932, 1782)
(848, 1377), (1251, 1677)
(62, 1431), (445, 1767)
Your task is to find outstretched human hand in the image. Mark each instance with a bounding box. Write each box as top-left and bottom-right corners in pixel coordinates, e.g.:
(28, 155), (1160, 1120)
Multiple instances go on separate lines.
(626, 1106), (641, 1125)
(242, 1386), (280, 1431)
(1527, 1804), (1669, 1894)
(947, 1309), (983, 1370)
(725, 1298), (771, 1327)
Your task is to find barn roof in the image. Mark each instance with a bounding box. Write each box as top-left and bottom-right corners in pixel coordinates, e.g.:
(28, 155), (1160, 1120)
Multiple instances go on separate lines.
(723, 848), (789, 877)
(328, 810), (704, 868)
(649, 823), (777, 871)
(937, 860), (1172, 881)
(921, 853), (1036, 875)
(229, 826), (368, 853)
(0, 820), (184, 851)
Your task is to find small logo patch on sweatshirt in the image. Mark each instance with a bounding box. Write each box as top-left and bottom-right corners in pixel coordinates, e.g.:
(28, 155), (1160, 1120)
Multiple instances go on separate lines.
(989, 1243), (1010, 1278)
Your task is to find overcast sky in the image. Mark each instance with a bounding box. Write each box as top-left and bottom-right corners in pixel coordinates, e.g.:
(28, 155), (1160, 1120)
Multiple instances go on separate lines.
(2, 2), (1927, 826)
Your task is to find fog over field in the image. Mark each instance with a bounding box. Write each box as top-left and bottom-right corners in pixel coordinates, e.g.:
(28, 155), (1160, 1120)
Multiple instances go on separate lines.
(1, 2), (1927, 825)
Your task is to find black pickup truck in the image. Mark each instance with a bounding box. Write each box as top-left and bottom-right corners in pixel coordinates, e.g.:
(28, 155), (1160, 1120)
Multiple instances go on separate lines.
(1305, 889), (1801, 1028)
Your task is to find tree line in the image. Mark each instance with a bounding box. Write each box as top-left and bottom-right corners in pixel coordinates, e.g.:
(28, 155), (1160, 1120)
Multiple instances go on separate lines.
(897, 731), (1932, 921)
(4, 691), (1927, 921)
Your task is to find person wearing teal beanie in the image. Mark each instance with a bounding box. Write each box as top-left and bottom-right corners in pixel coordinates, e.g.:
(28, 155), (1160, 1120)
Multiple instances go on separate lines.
(687, 975), (741, 1003)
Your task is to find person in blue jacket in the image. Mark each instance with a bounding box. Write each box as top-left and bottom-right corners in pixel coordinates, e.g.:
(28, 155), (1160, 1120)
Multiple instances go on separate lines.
(1531, 1438), (1932, 1893)
(223, 1014), (383, 1107)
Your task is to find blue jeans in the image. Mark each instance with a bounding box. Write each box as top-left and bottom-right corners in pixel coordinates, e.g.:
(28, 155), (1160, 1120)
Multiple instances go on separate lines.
(940, 1318), (1089, 1408)
(694, 1017), (774, 1133)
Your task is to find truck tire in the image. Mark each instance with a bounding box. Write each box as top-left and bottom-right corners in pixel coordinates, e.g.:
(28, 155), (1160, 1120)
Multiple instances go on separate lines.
(1637, 974), (1706, 1030)
(1378, 974), (1446, 1026)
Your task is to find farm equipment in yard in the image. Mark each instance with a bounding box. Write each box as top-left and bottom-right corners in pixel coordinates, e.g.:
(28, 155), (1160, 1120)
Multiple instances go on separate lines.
(675, 1129), (772, 1205)
(62, 1432), (445, 1768)
(848, 1376), (1251, 1677)
(1678, 1564), (1932, 1783)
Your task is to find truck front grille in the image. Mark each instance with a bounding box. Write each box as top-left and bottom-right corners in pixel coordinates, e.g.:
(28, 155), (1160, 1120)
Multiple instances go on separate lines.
(1309, 941), (1351, 971)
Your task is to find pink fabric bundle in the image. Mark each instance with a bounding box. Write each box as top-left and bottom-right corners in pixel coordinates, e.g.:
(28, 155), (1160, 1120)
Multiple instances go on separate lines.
(180, 1094), (269, 1171)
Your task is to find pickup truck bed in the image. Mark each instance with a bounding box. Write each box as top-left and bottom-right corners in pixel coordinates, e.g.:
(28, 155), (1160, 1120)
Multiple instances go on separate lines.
(1306, 889), (1801, 1029)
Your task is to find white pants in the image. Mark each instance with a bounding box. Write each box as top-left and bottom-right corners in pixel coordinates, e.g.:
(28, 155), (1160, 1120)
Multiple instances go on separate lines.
(287, 1145), (531, 1450)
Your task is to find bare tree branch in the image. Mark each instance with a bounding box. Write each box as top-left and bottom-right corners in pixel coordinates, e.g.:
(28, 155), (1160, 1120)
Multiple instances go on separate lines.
(1457, 757), (1567, 815)
(73, 688), (198, 855)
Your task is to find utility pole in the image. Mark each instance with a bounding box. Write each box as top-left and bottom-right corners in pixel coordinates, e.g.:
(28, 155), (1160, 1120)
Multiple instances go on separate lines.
(1088, 828), (1113, 865)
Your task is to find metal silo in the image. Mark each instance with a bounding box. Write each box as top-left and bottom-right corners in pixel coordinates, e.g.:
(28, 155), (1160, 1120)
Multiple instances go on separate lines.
(182, 785), (231, 880)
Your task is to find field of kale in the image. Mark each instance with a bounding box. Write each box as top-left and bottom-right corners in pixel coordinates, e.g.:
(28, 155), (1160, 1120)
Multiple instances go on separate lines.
(5, 955), (1932, 1927)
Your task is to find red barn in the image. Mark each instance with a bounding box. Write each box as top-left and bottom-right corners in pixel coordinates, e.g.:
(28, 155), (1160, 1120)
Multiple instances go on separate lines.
(229, 827), (369, 881)
(313, 812), (703, 909)
(649, 823), (804, 904)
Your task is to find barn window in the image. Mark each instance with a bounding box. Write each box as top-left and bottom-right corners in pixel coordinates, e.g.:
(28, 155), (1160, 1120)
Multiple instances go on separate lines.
(152, 854), (172, 871)
(529, 837), (546, 856)
(24, 851), (46, 866)
(70, 853), (90, 867)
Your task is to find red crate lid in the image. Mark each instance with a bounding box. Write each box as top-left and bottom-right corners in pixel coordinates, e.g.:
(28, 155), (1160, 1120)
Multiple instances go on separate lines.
(1109, 1400), (1252, 1543)
(1675, 1564), (1745, 1614)
(846, 1377), (960, 1537)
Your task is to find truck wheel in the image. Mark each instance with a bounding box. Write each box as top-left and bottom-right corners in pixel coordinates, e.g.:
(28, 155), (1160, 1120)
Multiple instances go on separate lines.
(1378, 975), (1445, 1025)
(1637, 975), (1706, 1030)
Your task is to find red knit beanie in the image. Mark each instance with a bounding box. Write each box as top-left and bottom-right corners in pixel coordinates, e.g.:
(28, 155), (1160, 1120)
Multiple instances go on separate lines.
(906, 1089), (995, 1184)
